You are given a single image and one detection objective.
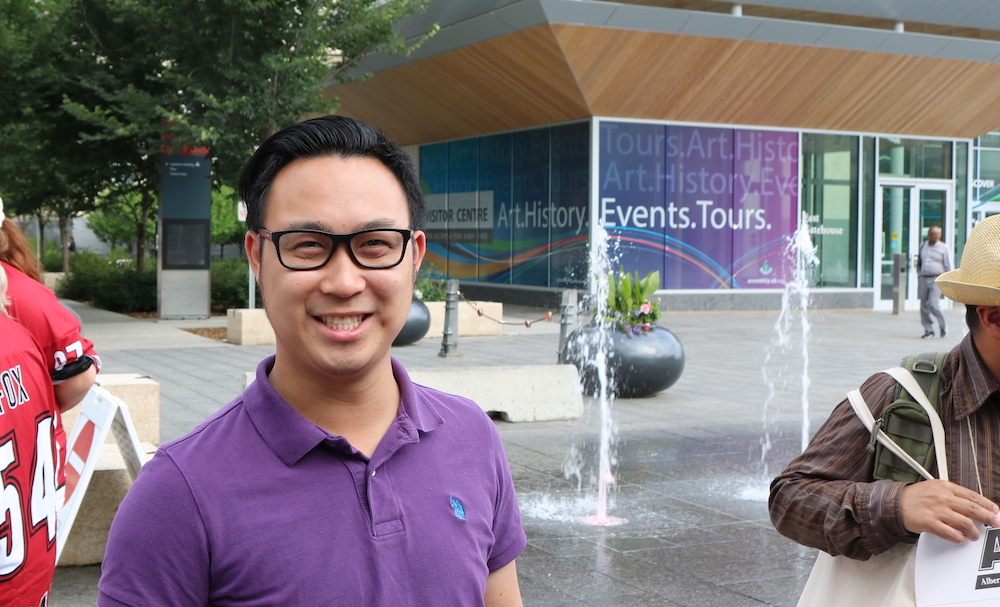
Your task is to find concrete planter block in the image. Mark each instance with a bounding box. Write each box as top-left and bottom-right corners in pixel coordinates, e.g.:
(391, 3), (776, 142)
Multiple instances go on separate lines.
(62, 373), (160, 446)
(244, 365), (582, 422)
(57, 442), (157, 566)
(425, 301), (503, 338)
(227, 308), (276, 345)
(409, 364), (583, 422)
(44, 272), (66, 292)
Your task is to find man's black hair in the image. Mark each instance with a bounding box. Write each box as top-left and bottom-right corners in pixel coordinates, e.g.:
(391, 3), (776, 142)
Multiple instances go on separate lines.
(238, 115), (425, 232)
(966, 304), (981, 334)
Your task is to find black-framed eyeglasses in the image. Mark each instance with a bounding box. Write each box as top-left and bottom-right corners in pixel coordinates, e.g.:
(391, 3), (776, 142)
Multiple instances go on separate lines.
(258, 228), (413, 271)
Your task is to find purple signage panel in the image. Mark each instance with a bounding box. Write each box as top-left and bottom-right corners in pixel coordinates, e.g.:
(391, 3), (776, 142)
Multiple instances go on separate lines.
(731, 129), (799, 288)
(598, 121), (798, 289)
(660, 125), (736, 289)
(598, 122), (666, 283)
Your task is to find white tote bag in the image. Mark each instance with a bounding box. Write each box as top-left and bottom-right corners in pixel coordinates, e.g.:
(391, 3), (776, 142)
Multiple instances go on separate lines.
(798, 544), (916, 607)
(796, 367), (947, 607)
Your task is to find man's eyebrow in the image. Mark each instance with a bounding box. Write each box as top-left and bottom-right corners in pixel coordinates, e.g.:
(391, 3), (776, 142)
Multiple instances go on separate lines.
(282, 217), (404, 232)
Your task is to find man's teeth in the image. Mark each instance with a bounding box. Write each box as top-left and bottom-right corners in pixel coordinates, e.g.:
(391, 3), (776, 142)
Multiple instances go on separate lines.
(323, 315), (363, 330)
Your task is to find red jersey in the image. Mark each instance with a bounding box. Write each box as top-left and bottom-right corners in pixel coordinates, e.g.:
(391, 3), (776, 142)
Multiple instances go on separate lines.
(1, 261), (101, 378)
(0, 315), (61, 606)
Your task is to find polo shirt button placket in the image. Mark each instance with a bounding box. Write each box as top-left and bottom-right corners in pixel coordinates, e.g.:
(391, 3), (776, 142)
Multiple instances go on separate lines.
(368, 462), (405, 538)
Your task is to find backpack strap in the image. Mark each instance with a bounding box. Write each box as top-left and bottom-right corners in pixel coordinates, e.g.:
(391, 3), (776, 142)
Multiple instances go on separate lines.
(897, 352), (947, 411)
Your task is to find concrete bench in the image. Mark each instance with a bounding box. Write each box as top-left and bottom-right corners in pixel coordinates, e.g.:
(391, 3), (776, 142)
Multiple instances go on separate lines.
(61, 373), (160, 446)
(57, 373), (160, 566)
(227, 302), (506, 345)
(424, 301), (503, 338)
(409, 365), (583, 422)
(227, 308), (275, 345)
(243, 363), (583, 423)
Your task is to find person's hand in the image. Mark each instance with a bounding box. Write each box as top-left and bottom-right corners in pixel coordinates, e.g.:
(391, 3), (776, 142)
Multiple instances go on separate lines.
(901, 479), (1000, 543)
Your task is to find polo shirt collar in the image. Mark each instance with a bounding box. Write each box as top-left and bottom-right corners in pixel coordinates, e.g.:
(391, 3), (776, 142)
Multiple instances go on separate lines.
(393, 357), (445, 434)
(954, 333), (1000, 420)
(244, 356), (445, 468)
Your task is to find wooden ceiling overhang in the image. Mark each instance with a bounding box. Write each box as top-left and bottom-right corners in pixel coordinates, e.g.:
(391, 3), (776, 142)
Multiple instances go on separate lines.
(324, 23), (1000, 146)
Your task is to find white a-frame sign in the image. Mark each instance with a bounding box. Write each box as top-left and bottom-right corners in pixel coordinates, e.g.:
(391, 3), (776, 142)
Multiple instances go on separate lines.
(56, 386), (147, 561)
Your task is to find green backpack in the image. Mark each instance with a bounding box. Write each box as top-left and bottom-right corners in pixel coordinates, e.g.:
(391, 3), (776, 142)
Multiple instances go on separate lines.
(868, 351), (948, 484)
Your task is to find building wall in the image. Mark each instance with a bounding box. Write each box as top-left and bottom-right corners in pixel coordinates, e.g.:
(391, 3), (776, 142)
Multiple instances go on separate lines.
(419, 122), (590, 289)
(419, 118), (971, 310)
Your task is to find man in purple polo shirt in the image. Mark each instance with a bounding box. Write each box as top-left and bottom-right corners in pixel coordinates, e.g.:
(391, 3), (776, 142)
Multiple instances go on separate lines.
(98, 116), (527, 606)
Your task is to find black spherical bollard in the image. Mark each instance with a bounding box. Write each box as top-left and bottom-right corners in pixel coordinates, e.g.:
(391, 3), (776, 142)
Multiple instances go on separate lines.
(393, 299), (432, 346)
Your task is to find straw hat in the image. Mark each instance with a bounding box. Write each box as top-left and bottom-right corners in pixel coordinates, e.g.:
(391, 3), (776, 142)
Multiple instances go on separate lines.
(936, 215), (1000, 306)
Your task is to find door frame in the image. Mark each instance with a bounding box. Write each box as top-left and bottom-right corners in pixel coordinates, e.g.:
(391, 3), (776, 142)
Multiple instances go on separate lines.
(874, 178), (954, 311)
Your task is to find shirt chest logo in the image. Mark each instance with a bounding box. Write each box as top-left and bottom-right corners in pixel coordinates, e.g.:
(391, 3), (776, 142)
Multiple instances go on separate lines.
(450, 495), (466, 520)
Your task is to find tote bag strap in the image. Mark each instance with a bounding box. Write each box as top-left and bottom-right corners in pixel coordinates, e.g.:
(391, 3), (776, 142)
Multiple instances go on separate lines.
(847, 366), (948, 483)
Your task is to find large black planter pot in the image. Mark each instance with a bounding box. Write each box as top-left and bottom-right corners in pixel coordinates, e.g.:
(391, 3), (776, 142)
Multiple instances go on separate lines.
(564, 325), (685, 398)
(393, 299), (431, 346)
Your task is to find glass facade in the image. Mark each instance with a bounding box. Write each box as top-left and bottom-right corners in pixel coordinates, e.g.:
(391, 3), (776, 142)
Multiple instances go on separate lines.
(972, 131), (1000, 235)
(878, 137), (952, 179)
(861, 137), (876, 288)
(597, 122), (799, 289)
(419, 122), (590, 288)
(801, 133), (859, 287)
(955, 142), (969, 266)
(418, 121), (972, 304)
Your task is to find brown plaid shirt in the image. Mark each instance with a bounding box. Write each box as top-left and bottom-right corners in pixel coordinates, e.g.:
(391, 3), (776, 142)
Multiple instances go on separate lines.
(769, 333), (1000, 560)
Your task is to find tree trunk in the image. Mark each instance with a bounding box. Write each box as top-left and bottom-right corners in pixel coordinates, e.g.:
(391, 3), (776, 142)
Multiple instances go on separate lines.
(136, 205), (148, 272)
(58, 215), (70, 273)
(36, 213), (46, 261)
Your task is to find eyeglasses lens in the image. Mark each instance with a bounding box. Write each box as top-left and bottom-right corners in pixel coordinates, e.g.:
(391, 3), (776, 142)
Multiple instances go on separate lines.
(277, 230), (407, 269)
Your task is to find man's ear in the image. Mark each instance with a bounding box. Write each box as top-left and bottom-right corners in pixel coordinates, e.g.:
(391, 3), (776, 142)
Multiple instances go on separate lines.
(978, 306), (1000, 339)
(245, 231), (261, 281)
(410, 230), (426, 273)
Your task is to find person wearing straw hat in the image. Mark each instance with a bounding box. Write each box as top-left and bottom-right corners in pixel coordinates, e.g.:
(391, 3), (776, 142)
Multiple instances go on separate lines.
(770, 215), (1000, 589)
(0, 261), (64, 604)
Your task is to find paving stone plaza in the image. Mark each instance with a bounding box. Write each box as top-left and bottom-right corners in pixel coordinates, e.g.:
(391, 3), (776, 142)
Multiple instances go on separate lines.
(50, 300), (969, 606)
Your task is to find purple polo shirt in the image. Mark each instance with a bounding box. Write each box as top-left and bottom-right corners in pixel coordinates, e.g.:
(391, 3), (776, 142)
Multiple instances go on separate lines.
(98, 356), (526, 607)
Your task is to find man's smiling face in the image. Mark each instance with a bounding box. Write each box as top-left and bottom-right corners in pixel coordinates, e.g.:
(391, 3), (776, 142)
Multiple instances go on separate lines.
(248, 154), (426, 383)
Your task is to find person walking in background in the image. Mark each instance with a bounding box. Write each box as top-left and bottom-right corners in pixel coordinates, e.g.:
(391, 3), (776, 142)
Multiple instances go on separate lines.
(0, 262), (64, 605)
(918, 225), (951, 338)
(98, 116), (526, 606)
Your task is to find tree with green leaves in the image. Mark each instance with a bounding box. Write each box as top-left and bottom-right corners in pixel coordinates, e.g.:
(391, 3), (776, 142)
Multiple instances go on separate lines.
(86, 190), (157, 254)
(211, 185), (245, 257)
(59, 0), (435, 271)
(0, 0), (108, 271)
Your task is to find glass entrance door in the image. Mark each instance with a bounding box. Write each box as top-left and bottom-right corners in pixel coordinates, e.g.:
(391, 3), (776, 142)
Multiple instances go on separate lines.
(879, 183), (951, 305)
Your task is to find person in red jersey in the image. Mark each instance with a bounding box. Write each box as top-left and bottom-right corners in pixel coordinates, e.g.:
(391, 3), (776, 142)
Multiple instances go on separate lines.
(0, 198), (100, 413)
(0, 261), (63, 606)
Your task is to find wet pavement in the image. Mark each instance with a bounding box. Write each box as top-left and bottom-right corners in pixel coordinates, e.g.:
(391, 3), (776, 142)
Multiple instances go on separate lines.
(50, 298), (970, 606)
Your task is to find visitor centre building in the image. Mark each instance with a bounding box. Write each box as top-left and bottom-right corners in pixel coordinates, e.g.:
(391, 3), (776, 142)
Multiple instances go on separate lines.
(324, 0), (1000, 310)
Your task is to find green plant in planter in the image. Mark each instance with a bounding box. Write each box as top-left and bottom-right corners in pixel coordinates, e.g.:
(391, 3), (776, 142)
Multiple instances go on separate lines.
(605, 270), (662, 335)
(414, 270), (448, 302)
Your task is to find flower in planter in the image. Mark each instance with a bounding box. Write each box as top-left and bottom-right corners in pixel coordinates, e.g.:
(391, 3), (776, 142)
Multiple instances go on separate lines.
(605, 270), (662, 335)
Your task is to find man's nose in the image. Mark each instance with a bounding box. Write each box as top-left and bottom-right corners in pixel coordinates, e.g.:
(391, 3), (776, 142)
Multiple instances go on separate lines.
(319, 243), (366, 293)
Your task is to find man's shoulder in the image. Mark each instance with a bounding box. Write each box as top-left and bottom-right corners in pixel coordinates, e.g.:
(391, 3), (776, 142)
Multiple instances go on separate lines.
(156, 396), (252, 463)
(410, 381), (485, 415)
(405, 380), (500, 439)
